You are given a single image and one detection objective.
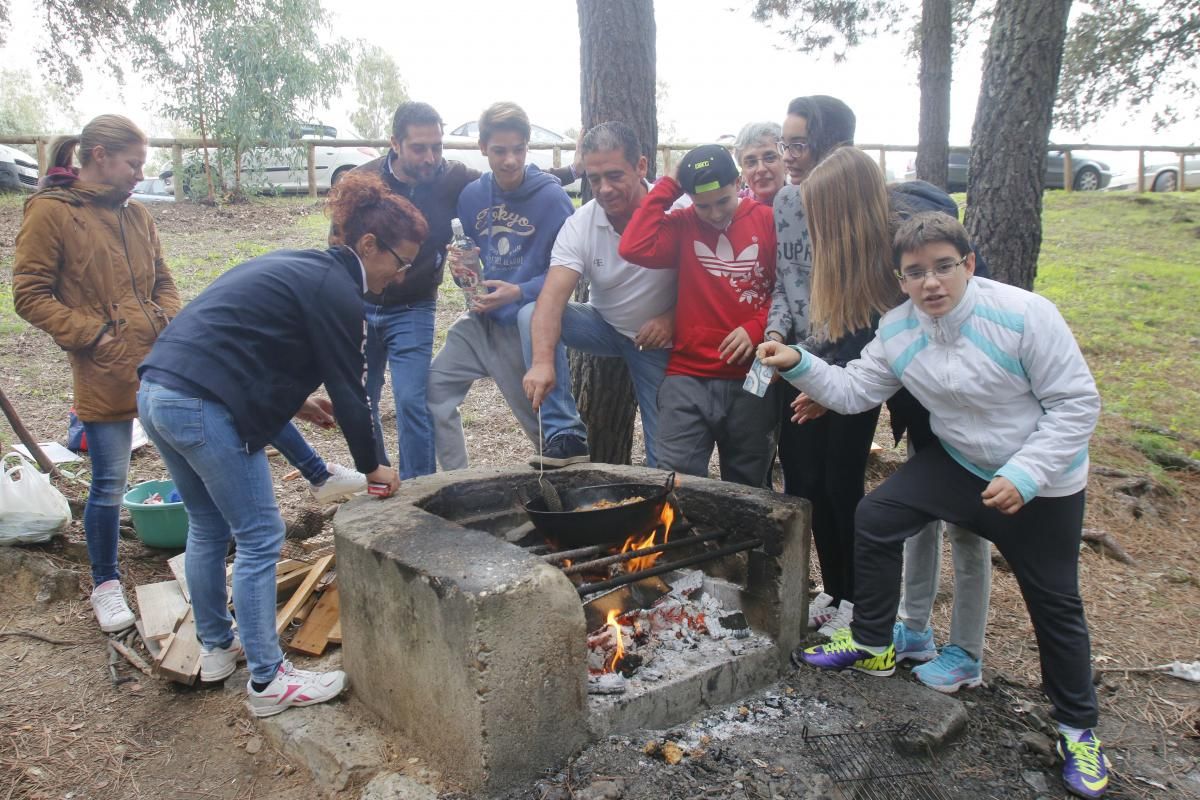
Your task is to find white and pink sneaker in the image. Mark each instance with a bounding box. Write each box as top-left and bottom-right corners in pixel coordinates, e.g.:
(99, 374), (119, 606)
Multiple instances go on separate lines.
(245, 660), (347, 718)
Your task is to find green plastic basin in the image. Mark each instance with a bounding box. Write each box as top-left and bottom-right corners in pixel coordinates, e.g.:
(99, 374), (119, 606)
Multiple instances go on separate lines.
(122, 479), (189, 549)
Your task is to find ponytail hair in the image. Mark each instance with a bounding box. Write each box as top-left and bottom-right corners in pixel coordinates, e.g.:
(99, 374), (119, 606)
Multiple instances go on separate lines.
(48, 114), (147, 170)
(326, 172), (429, 251)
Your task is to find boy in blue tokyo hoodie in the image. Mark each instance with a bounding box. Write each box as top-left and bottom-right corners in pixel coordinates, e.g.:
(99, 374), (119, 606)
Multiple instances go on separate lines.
(427, 159), (576, 470)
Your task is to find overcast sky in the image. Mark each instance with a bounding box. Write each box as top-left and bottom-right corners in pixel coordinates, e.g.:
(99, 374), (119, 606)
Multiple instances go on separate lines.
(2, 0), (1194, 174)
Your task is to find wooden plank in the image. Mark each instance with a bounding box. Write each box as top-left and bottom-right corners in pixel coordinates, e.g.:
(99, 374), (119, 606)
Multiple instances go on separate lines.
(327, 620), (341, 644)
(293, 592), (319, 623)
(154, 608), (201, 685)
(167, 553), (190, 602)
(275, 554), (333, 634)
(134, 619), (162, 659)
(135, 580), (189, 641)
(277, 564), (312, 598)
(288, 585), (340, 656)
(276, 559), (307, 575)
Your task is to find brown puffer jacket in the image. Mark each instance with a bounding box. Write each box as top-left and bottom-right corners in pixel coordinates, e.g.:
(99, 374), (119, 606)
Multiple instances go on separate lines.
(13, 180), (181, 422)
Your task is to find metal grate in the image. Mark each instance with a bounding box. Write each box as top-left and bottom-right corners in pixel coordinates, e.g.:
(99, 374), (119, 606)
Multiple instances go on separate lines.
(802, 722), (954, 800)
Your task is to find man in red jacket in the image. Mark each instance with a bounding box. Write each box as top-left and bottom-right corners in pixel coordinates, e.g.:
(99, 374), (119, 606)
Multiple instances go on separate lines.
(618, 145), (778, 486)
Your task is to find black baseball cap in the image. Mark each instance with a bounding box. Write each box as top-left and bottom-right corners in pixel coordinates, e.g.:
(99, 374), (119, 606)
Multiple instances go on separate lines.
(678, 144), (739, 195)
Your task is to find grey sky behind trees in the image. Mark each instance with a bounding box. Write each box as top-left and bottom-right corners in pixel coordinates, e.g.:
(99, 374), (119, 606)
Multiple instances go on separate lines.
(1, 0), (1194, 176)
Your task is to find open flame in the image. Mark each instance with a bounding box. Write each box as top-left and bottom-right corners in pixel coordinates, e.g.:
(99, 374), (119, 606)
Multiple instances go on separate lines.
(606, 609), (624, 672)
(620, 503), (675, 572)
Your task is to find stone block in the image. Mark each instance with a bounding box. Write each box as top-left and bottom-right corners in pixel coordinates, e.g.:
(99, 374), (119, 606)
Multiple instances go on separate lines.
(336, 471), (590, 794)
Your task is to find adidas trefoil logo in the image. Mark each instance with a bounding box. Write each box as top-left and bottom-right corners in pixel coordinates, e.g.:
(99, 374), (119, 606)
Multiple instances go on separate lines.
(694, 234), (759, 277)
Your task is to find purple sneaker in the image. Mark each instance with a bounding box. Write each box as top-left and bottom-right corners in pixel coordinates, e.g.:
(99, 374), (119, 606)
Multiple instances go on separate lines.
(799, 629), (896, 676)
(1057, 729), (1109, 798)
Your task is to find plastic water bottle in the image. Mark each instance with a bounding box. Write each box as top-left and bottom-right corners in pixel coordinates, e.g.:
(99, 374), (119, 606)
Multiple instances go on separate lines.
(449, 218), (483, 306)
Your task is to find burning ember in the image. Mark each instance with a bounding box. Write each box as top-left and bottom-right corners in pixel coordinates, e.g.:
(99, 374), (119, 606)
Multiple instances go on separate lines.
(620, 503), (675, 572)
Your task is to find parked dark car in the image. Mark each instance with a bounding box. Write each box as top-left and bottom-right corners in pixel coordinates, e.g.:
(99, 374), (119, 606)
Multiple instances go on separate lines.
(905, 149), (1112, 192)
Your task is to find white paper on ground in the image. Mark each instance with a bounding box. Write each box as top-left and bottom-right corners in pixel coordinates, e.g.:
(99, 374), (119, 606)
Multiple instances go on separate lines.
(13, 442), (81, 464)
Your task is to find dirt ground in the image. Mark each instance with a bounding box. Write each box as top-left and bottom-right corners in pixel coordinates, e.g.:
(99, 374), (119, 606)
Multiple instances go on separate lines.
(0, 198), (1197, 800)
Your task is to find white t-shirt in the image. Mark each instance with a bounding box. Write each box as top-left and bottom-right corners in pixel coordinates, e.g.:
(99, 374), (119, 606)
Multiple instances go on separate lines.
(551, 198), (678, 340)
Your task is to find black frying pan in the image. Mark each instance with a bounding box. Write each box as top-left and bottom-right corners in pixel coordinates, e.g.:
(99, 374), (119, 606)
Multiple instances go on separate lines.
(523, 472), (676, 548)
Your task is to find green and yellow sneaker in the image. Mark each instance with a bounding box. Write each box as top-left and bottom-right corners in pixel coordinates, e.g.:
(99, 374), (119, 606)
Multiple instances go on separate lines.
(800, 628), (896, 676)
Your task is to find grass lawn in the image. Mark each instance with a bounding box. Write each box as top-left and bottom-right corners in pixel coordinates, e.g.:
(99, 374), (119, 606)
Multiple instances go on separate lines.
(1037, 192), (1200, 470)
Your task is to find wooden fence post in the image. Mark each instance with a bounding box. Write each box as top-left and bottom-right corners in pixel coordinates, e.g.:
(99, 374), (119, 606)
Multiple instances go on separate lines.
(172, 144), (184, 202)
(307, 143), (317, 198)
(1063, 149), (1073, 192)
(36, 138), (47, 175)
(1136, 150), (1145, 193)
(878, 149), (887, 179)
(552, 146), (562, 168)
(662, 146), (673, 176)
(1179, 152), (1187, 192)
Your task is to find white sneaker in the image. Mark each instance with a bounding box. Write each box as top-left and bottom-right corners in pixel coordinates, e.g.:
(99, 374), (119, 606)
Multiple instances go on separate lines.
(309, 463), (367, 503)
(200, 634), (245, 682)
(817, 599), (854, 638)
(807, 592), (836, 630)
(246, 660), (347, 718)
(91, 580), (135, 633)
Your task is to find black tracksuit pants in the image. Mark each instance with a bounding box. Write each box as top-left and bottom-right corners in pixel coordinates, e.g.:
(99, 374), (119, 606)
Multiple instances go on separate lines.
(778, 381), (881, 605)
(851, 442), (1098, 728)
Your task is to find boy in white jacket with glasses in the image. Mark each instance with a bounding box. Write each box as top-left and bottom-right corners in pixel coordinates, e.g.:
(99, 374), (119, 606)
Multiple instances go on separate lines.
(757, 211), (1107, 799)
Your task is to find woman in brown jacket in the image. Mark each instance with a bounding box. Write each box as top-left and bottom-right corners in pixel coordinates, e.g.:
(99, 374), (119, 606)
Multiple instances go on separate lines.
(13, 115), (180, 633)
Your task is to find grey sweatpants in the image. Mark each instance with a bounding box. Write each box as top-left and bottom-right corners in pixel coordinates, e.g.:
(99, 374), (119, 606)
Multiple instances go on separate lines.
(655, 374), (779, 487)
(427, 313), (539, 471)
(896, 438), (993, 660)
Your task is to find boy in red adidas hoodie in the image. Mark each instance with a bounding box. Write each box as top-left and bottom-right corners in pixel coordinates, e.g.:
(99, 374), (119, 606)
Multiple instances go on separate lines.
(619, 145), (778, 486)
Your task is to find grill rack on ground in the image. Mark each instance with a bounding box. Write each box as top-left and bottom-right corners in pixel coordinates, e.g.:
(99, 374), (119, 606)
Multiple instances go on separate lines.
(802, 722), (954, 800)
(528, 519), (763, 599)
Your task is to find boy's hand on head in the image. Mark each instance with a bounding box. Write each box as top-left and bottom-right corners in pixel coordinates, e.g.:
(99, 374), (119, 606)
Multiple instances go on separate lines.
(719, 326), (754, 364)
(982, 477), (1024, 515)
(755, 340), (801, 371)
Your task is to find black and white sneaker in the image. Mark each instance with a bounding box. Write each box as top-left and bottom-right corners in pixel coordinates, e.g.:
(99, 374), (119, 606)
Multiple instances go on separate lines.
(530, 434), (590, 469)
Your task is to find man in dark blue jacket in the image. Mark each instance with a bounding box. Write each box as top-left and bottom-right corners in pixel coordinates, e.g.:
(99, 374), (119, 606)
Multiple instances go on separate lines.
(342, 102), (479, 480)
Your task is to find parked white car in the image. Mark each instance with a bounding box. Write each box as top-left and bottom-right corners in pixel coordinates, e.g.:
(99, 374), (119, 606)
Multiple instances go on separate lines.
(161, 124), (379, 195)
(443, 121), (580, 193)
(0, 143), (39, 192)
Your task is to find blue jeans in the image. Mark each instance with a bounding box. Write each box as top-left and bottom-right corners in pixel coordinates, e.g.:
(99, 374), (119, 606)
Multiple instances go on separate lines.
(137, 380), (284, 684)
(271, 421), (330, 485)
(365, 300), (436, 479)
(518, 301), (669, 466)
(81, 420), (133, 586)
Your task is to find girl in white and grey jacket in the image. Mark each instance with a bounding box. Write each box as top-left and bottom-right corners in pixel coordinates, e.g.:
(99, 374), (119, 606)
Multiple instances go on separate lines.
(758, 211), (1109, 798)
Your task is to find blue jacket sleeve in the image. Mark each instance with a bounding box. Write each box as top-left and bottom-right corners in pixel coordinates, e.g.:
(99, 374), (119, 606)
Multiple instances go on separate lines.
(308, 274), (379, 475)
(517, 189), (576, 305)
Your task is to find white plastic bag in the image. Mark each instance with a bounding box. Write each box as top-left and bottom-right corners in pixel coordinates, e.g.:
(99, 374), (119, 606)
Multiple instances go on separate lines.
(0, 452), (71, 544)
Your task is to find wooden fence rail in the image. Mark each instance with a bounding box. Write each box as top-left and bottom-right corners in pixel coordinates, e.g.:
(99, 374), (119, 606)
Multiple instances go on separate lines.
(3, 135), (1196, 201)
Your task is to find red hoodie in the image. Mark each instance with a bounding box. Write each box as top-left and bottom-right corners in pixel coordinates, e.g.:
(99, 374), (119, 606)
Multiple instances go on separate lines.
(619, 176), (776, 380)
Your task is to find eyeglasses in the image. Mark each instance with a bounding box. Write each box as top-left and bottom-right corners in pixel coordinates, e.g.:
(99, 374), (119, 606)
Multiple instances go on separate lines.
(383, 244), (413, 272)
(741, 152), (781, 170)
(775, 139), (811, 157)
(896, 254), (968, 284)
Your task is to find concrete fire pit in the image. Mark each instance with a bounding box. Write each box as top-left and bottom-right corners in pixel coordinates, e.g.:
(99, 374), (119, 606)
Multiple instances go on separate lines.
(334, 464), (809, 794)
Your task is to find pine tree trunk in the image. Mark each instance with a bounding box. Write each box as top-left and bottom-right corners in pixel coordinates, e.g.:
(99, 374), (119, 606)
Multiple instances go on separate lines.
(915, 0), (952, 189)
(964, 0), (1072, 289)
(574, 0), (657, 465)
